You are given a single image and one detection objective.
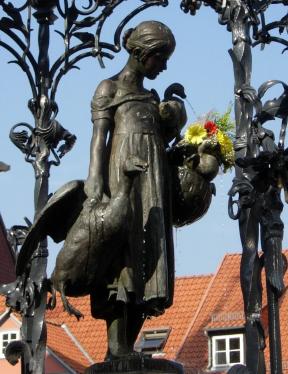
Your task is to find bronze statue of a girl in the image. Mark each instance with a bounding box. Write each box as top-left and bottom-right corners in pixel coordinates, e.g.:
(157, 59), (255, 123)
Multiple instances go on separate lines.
(85, 21), (179, 358)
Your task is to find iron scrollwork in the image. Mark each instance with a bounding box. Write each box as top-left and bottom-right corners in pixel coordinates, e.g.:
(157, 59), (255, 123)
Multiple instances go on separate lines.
(228, 80), (288, 374)
(181, 1), (288, 374)
(0, 1), (169, 373)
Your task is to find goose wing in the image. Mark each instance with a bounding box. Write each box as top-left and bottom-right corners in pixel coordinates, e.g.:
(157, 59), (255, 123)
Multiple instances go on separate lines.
(16, 180), (86, 275)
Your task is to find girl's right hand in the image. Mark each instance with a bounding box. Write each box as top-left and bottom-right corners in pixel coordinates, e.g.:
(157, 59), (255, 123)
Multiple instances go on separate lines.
(84, 178), (104, 203)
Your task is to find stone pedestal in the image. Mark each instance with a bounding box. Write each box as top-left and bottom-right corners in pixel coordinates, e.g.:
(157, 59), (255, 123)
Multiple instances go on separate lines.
(84, 356), (184, 374)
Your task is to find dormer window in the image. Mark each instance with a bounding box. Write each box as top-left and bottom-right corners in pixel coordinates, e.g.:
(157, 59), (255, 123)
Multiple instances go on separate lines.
(211, 333), (245, 370)
(135, 328), (170, 355)
(0, 331), (19, 359)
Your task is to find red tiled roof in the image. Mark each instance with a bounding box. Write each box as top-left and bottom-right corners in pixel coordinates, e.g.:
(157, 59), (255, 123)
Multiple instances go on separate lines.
(0, 296), (96, 373)
(0, 297), (93, 373)
(143, 275), (212, 360)
(177, 254), (243, 371)
(204, 254), (244, 331)
(45, 275), (212, 366)
(1, 251), (288, 374)
(177, 251), (288, 373)
(46, 322), (91, 373)
(0, 295), (7, 316)
(46, 295), (107, 364)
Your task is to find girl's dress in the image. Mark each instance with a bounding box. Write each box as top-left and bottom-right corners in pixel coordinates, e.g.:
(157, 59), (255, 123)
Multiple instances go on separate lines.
(90, 79), (174, 318)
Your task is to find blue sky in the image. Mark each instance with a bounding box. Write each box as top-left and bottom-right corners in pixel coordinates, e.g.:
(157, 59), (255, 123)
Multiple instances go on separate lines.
(0, 1), (288, 276)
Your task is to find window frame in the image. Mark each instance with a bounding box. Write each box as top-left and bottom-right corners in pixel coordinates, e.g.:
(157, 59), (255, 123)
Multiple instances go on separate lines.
(211, 333), (244, 370)
(0, 330), (20, 359)
(134, 327), (171, 355)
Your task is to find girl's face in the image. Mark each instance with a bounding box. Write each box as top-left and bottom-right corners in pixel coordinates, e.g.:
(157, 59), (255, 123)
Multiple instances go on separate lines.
(142, 51), (170, 80)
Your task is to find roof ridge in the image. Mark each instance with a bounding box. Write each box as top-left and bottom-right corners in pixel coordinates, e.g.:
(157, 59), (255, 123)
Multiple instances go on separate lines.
(175, 253), (227, 359)
(61, 323), (95, 365)
(223, 252), (241, 257)
(175, 274), (214, 280)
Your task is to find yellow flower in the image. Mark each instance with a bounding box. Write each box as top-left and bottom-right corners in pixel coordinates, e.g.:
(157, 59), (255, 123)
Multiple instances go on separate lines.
(216, 130), (235, 168)
(184, 124), (207, 145)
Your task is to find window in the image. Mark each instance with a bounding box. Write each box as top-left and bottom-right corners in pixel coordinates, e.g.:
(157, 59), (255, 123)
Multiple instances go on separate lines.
(0, 331), (19, 359)
(211, 334), (244, 369)
(135, 328), (170, 355)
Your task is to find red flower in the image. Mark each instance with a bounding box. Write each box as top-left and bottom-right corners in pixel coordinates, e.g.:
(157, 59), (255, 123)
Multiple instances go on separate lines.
(204, 121), (218, 135)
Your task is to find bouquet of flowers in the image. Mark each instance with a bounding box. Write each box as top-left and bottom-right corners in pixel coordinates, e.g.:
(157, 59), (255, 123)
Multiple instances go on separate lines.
(182, 108), (235, 172)
(171, 107), (235, 227)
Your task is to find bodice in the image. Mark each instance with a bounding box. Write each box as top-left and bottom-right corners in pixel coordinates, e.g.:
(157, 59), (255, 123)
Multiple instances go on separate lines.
(114, 100), (161, 135)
